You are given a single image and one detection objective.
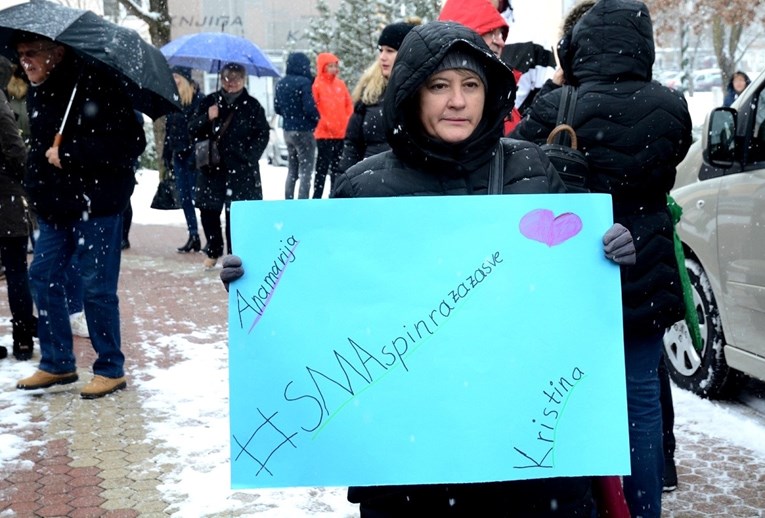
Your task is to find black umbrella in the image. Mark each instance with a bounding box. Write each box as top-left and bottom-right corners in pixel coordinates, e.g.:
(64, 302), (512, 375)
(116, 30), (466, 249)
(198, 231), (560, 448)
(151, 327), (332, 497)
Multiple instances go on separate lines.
(0, 0), (180, 120)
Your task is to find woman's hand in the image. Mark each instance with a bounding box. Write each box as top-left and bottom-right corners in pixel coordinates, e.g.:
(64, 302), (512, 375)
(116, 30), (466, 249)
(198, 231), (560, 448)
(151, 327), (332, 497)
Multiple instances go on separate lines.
(602, 223), (636, 265)
(220, 255), (244, 292)
(208, 104), (219, 121)
(551, 67), (565, 86)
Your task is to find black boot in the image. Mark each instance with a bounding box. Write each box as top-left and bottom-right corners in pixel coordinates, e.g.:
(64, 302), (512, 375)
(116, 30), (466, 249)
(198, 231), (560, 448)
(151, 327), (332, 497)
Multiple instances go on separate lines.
(0, 346), (7, 360)
(12, 319), (34, 361)
(177, 234), (201, 253)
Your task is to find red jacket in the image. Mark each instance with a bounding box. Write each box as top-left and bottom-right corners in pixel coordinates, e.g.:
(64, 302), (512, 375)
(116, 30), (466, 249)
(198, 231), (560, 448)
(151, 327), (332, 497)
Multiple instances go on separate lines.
(312, 53), (353, 139)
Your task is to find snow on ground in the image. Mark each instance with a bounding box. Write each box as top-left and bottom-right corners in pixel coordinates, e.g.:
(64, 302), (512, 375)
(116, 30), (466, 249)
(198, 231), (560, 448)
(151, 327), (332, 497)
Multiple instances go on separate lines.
(2, 90), (760, 516)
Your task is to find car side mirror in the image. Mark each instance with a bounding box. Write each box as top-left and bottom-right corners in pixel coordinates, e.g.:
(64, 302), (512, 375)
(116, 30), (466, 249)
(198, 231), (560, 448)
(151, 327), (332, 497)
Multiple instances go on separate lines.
(703, 107), (736, 168)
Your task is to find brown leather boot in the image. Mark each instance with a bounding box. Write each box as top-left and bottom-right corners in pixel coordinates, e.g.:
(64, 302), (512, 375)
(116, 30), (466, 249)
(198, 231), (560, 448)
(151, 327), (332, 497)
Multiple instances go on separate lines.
(80, 375), (127, 399)
(17, 370), (79, 390)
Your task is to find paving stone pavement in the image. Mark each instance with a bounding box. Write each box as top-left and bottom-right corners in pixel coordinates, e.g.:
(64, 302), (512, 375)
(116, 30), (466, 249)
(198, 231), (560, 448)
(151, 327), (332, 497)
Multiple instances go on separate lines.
(0, 222), (764, 517)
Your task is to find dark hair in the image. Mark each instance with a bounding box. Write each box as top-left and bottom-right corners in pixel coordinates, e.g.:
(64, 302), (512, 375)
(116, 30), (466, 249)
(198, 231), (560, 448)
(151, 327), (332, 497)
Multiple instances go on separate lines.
(561, 0), (596, 36)
(221, 63), (246, 76)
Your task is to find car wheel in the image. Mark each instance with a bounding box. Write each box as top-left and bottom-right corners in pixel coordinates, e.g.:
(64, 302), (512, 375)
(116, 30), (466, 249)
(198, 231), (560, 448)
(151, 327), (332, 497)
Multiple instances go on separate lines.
(663, 256), (743, 399)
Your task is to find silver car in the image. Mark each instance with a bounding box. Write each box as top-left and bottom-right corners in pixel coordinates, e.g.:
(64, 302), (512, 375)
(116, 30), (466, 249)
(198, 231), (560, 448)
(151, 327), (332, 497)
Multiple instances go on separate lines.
(664, 68), (765, 399)
(266, 114), (288, 167)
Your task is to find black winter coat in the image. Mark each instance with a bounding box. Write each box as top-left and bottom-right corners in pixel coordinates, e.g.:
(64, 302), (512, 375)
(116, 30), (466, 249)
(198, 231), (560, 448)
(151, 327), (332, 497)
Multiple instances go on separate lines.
(164, 89), (204, 159)
(274, 53), (319, 132)
(337, 100), (388, 173)
(0, 90), (28, 238)
(25, 56), (145, 223)
(512, 0), (693, 336)
(334, 21), (592, 515)
(189, 89), (270, 210)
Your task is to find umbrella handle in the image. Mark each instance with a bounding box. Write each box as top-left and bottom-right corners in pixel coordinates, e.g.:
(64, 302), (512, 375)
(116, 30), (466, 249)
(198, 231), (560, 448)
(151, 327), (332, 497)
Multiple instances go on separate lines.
(53, 133), (63, 147)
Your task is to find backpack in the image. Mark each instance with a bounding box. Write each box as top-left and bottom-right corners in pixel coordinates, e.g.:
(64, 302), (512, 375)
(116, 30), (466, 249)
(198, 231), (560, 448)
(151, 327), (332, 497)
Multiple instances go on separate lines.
(539, 85), (590, 193)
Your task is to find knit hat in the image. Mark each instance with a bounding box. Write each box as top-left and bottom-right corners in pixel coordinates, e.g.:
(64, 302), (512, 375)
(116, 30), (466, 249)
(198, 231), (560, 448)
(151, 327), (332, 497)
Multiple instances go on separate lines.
(170, 65), (193, 83)
(378, 22), (417, 51)
(431, 49), (488, 87)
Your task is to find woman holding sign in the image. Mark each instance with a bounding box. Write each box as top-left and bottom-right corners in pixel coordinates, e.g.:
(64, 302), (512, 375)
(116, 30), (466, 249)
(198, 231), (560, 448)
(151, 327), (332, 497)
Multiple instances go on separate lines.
(222, 20), (635, 516)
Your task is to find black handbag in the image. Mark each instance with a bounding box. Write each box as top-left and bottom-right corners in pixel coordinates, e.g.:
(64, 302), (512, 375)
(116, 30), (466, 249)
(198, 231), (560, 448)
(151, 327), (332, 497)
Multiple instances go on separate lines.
(195, 138), (219, 169)
(151, 174), (181, 210)
(195, 110), (235, 171)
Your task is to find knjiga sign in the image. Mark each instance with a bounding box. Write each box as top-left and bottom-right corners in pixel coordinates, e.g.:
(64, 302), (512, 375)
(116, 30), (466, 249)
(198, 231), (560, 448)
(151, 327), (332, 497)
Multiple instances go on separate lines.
(228, 194), (629, 489)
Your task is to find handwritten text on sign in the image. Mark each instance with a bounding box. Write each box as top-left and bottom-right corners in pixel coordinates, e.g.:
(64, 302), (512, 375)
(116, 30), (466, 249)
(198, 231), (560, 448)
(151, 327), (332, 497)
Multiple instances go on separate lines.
(228, 195), (629, 489)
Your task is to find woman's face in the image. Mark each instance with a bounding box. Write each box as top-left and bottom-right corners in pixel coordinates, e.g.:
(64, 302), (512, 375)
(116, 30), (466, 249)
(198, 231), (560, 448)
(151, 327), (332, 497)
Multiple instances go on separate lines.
(173, 73), (186, 89)
(221, 69), (245, 94)
(733, 74), (747, 93)
(378, 45), (398, 79)
(418, 69), (485, 143)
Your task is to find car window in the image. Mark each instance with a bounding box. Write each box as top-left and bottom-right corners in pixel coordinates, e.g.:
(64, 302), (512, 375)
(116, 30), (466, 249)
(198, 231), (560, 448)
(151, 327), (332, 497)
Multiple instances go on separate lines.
(745, 87), (765, 166)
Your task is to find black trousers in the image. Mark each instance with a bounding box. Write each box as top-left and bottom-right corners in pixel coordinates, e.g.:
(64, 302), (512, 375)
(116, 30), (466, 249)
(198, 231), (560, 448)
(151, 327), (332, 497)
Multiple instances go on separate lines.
(122, 201), (132, 241)
(313, 139), (344, 199)
(200, 203), (231, 258)
(0, 236), (34, 323)
(355, 477), (593, 517)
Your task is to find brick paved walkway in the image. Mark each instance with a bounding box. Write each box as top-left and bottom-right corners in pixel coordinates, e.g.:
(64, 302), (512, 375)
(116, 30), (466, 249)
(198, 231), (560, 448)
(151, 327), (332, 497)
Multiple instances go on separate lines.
(1, 222), (764, 517)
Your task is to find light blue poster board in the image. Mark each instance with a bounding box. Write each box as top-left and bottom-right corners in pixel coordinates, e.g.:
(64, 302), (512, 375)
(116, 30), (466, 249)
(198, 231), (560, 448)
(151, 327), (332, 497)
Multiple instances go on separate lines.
(228, 194), (629, 489)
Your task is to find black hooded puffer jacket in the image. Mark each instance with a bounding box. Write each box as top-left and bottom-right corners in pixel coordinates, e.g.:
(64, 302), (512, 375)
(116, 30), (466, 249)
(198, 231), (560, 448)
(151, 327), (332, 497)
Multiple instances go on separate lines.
(332, 21), (565, 199)
(334, 21), (592, 515)
(512, 0), (693, 337)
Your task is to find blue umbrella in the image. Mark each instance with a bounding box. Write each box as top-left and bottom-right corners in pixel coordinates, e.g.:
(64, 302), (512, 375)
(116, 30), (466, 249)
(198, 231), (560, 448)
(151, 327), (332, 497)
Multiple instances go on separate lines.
(160, 32), (280, 78)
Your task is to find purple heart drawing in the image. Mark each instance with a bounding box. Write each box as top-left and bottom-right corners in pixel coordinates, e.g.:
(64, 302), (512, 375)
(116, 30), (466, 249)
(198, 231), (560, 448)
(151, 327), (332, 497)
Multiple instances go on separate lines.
(519, 209), (583, 247)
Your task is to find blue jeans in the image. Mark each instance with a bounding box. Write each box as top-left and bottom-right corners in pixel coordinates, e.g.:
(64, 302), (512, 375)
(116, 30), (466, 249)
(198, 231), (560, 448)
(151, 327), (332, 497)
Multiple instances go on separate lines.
(29, 216), (125, 378)
(284, 130), (316, 199)
(622, 332), (664, 518)
(173, 151), (198, 235)
(64, 253), (83, 315)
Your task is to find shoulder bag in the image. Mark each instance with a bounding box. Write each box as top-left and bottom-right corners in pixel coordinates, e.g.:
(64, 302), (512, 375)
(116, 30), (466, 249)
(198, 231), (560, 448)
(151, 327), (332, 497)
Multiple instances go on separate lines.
(540, 85), (590, 193)
(195, 110), (235, 171)
(488, 139), (505, 195)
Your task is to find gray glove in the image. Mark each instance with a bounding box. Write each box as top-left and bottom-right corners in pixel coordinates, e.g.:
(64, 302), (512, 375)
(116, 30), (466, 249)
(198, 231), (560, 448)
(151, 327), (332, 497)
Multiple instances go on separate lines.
(602, 223), (636, 266)
(220, 255), (244, 292)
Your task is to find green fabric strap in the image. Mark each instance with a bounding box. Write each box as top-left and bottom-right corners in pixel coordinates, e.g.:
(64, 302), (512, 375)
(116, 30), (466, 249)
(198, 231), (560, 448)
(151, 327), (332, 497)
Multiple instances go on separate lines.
(667, 195), (703, 353)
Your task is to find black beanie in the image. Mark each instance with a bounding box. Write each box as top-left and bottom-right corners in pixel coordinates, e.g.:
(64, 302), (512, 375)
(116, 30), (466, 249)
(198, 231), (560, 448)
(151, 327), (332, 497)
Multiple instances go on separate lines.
(171, 65), (193, 83)
(431, 49), (488, 88)
(378, 22), (416, 51)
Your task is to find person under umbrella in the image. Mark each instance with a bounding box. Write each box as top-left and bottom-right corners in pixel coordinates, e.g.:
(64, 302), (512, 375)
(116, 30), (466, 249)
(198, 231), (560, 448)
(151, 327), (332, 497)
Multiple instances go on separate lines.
(14, 32), (146, 399)
(189, 63), (270, 270)
(164, 66), (204, 254)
